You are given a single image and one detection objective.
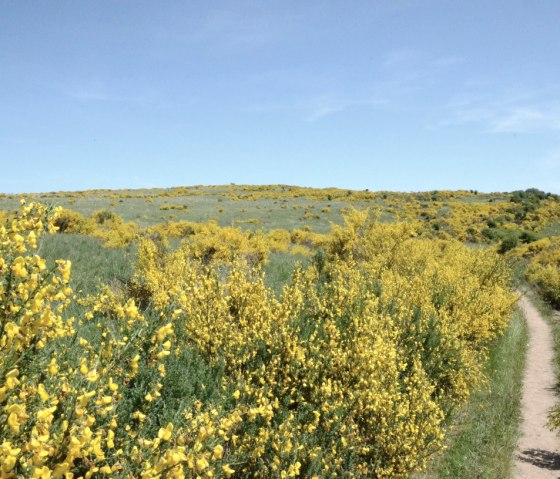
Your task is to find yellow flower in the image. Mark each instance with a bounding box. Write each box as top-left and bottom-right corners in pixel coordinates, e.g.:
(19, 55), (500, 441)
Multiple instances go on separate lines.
(157, 423), (174, 441)
(195, 457), (209, 472)
(11, 259), (27, 278)
(4, 322), (19, 339)
(212, 444), (224, 460)
(222, 464), (235, 477)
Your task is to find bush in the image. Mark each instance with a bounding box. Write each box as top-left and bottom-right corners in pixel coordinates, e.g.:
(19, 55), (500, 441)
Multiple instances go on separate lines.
(92, 208), (119, 224)
(52, 208), (94, 234)
(498, 233), (519, 254)
(519, 230), (538, 244)
(521, 236), (560, 307)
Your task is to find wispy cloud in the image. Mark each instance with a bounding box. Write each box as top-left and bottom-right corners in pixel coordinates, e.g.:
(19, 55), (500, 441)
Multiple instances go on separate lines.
(195, 8), (294, 49)
(154, 4), (301, 53)
(382, 48), (424, 68)
(382, 47), (464, 69)
(303, 96), (388, 122)
(48, 77), (159, 106)
(246, 94), (387, 122)
(304, 101), (347, 122)
(430, 56), (465, 68)
(67, 86), (155, 106)
(433, 84), (560, 134)
(489, 108), (560, 133)
(68, 89), (111, 102)
(382, 48), (466, 79)
(247, 49), (465, 122)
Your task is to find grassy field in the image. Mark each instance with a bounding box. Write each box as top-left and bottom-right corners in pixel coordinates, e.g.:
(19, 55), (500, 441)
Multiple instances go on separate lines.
(0, 185), (383, 231)
(38, 232), (308, 299)
(0, 184), (513, 233)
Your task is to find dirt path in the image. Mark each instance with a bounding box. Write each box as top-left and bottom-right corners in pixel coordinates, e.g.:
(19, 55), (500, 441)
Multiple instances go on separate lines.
(515, 295), (560, 478)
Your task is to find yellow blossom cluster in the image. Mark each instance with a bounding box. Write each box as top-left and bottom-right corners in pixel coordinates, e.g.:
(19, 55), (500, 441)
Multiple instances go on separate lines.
(145, 221), (270, 266)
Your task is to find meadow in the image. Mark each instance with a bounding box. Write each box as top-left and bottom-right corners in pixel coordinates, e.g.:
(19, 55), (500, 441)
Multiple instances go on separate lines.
(0, 185), (559, 478)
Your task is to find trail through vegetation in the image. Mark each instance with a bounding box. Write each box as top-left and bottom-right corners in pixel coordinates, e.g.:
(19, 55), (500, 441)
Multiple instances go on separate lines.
(515, 295), (560, 478)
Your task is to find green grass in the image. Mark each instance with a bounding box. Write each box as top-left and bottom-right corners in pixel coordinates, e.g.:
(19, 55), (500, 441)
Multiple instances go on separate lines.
(419, 309), (527, 479)
(538, 221), (560, 238)
(263, 251), (310, 296)
(39, 233), (135, 295)
(39, 233), (312, 301)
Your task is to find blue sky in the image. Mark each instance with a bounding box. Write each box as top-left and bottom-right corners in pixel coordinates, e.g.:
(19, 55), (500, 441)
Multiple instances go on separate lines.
(1, 1), (559, 193)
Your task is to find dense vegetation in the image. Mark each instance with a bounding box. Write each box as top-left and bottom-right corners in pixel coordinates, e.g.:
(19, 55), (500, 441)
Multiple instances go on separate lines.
(0, 185), (558, 478)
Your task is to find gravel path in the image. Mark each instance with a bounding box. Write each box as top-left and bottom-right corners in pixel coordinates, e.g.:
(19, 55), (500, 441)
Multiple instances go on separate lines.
(515, 295), (560, 479)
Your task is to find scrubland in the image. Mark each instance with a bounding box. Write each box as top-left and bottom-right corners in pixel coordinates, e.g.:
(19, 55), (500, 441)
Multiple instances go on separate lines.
(0, 185), (558, 478)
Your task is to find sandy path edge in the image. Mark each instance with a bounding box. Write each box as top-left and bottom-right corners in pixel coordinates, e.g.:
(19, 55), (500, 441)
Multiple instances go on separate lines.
(514, 295), (560, 478)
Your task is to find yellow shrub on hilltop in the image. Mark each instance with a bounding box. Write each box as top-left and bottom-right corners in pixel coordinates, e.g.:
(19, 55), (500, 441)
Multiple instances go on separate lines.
(0, 210), (9, 224)
(146, 220), (316, 264)
(290, 228), (329, 250)
(186, 224), (268, 266)
(525, 199), (560, 231)
(509, 237), (555, 259)
(264, 229), (291, 252)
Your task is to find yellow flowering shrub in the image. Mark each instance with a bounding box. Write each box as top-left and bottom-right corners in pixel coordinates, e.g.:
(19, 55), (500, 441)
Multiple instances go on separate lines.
(0, 202), (516, 478)
(0, 203), (240, 478)
(127, 254), (444, 477)
(265, 229), (291, 253)
(515, 236), (560, 307)
(89, 210), (138, 248)
(289, 229), (329, 250)
(49, 208), (138, 248)
(0, 202), (76, 476)
(145, 221), (269, 265)
(52, 208), (94, 235)
(145, 220), (323, 262)
(128, 210), (516, 478)
(326, 211), (516, 403)
(0, 210), (9, 225)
